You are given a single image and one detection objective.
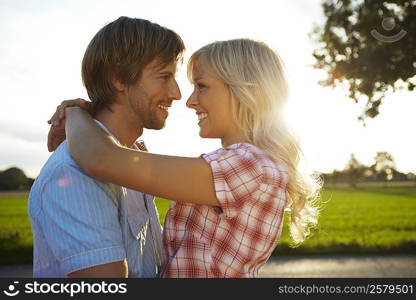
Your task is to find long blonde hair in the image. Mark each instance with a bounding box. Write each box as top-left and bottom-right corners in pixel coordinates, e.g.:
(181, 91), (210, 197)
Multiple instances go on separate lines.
(188, 39), (321, 245)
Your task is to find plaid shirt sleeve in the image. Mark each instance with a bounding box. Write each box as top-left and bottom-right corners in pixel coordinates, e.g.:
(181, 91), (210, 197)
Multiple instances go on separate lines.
(202, 145), (265, 218)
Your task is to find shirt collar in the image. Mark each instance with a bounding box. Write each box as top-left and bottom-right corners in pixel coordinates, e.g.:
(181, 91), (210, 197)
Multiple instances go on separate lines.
(93, 119), (119, 143)
(93, 119), (141, 150)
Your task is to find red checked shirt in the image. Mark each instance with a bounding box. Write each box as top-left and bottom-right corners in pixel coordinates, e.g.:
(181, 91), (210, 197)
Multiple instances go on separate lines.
(161, 143), (288, 278)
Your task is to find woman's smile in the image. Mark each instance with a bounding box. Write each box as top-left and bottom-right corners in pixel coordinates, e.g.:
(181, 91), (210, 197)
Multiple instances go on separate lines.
(197, 112), (208, 124)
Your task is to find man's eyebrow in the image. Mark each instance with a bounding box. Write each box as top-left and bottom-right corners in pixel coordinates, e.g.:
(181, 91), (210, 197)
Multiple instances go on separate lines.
(158, 71), (174, 76)
(150, 62), (170, 72)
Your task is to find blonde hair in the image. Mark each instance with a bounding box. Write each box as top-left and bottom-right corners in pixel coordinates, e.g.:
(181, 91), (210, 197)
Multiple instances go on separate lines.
(188, 39), (321, 245)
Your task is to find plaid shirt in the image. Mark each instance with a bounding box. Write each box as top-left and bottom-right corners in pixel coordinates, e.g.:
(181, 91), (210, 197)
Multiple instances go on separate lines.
(162, 143), (288, 278)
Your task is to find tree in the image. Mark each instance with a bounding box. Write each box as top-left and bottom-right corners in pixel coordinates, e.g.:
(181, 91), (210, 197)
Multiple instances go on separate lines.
(0, 167), (33, 190)
(311, 0), (416, 122)
(371, 151), (396, 181)
(344, 153), (366, 187)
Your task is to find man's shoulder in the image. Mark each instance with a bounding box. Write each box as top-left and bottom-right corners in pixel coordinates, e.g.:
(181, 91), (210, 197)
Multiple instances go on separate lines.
(34, 142), (76, 182)
(33, 141), (114, 192)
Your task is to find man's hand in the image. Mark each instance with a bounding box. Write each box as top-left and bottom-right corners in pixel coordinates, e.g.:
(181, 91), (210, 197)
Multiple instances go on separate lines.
(47, 98), (92, 152)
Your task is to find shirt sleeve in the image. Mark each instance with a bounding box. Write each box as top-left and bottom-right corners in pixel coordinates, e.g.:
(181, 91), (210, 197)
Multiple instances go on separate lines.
(40, 163), (126, 276)
(201, 146), (263, 218)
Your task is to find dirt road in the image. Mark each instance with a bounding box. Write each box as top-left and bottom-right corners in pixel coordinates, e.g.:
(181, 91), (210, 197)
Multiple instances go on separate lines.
(1, 255), (415, 278)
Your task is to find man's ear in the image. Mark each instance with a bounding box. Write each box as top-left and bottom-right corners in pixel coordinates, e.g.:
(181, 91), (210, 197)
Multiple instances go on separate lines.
(111, 77), (127, 93)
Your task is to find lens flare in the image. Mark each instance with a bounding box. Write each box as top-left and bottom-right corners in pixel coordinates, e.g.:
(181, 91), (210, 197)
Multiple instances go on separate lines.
(58, 177), (70, 187)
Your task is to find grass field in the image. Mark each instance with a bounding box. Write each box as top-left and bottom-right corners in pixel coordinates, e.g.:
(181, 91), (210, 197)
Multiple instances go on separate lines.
(0, 187), (415, 265)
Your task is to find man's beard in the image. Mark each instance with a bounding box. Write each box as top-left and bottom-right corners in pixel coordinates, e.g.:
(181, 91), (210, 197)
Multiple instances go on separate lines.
(147, 112), (166, 130)
(133, 101), (166, 130)
(129, 90), (166, 130)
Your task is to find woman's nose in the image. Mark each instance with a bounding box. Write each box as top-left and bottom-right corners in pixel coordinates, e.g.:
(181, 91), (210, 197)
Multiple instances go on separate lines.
(186, 91), (197, 109)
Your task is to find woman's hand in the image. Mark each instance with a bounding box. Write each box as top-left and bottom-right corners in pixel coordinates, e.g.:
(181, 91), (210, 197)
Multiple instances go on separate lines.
(48, 98), (92, 126)
(47, 98), (92, 152)
(47, 120), (66, 152)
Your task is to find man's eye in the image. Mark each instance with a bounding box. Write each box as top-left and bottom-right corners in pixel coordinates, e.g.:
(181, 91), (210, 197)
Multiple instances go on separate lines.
(160, 75), (171, 81)
(197, 83), (207, 89)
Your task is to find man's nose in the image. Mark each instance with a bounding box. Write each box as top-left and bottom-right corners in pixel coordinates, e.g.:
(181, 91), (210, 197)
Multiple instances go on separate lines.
(169, 79), (182, 101)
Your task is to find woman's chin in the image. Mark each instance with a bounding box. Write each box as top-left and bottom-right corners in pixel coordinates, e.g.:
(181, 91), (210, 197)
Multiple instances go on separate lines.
(198, 129), (210, 139)
(199, 130), (219, 140)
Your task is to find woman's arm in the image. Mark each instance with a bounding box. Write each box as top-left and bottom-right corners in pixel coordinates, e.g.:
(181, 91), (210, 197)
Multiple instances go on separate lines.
(65, 107), (220, 207)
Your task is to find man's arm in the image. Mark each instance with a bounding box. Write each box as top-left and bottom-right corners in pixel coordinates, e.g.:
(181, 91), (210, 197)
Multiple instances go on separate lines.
(41, 162), (128, 277)
(68, 260), (128, 278)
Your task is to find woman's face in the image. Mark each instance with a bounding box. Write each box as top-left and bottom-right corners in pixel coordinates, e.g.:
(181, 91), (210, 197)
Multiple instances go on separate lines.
(186, 59), (241, 144)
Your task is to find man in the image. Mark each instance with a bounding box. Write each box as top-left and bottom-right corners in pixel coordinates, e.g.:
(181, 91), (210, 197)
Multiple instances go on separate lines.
(28, 16), (184, 277)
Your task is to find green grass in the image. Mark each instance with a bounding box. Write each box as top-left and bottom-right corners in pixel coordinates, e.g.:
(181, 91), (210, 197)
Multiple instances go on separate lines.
(0, 197), (33, 265)
(274, 187), (416, 255)
(154, 197), (171, 224)
(1, 187), (415, 265)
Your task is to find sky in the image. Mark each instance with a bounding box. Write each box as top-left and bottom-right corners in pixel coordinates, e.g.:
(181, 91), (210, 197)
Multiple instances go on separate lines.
(0, 0), (415, 178)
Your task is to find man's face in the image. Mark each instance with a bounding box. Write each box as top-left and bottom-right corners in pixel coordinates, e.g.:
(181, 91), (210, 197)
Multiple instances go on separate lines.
(125, 58), (181, 130)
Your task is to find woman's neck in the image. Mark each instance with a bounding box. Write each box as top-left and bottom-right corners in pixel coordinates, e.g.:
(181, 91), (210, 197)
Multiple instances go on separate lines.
(221, 133), (250, 148)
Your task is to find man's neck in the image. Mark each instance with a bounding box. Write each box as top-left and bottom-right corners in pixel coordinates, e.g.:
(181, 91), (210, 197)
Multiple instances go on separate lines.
(94, 106), (143, 148)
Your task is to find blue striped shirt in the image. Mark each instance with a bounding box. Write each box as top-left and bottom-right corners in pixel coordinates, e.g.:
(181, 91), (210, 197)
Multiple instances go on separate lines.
(28, 122), (166, 277)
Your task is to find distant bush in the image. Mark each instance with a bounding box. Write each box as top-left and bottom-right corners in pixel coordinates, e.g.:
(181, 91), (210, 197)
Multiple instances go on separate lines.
(0, 167), (34, 190)
(321, 152), (416, 188)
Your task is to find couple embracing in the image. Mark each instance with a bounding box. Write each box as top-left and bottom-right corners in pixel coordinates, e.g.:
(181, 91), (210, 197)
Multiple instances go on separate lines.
(28, 16), (320, 278)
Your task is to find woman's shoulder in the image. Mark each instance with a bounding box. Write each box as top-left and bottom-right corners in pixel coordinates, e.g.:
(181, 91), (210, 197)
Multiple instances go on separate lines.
(239, 143), (289, 182)
(202, 142), (288, 178)
(201, 142), (256, 162)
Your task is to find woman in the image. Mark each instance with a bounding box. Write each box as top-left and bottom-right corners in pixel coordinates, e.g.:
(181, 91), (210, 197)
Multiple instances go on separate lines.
(48, 39), (321, 278)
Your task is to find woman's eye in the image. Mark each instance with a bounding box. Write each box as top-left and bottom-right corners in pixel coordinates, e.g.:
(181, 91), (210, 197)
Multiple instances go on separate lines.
(197, 83), (207, 89)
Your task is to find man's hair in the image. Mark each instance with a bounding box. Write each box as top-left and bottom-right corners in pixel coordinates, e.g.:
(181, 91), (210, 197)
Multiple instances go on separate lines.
(81, 16), (185, 115)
